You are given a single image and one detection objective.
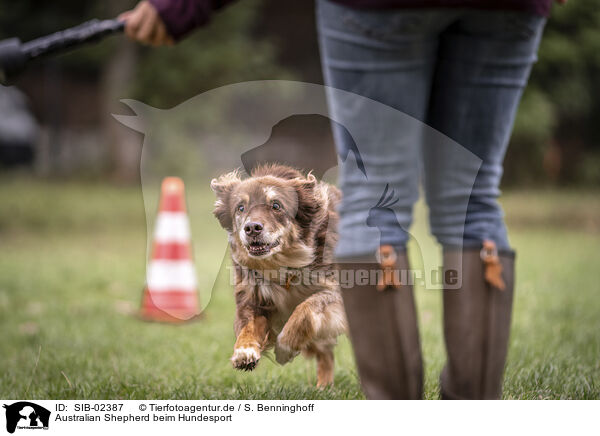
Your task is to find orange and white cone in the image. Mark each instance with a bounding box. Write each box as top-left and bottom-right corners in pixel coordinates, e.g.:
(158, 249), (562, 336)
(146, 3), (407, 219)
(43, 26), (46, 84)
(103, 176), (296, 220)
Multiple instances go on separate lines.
(140, 177), (200, 323)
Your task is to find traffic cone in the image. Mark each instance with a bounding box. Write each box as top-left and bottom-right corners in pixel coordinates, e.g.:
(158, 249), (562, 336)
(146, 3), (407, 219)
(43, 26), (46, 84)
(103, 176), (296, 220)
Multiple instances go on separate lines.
(140, 177), (200, 323)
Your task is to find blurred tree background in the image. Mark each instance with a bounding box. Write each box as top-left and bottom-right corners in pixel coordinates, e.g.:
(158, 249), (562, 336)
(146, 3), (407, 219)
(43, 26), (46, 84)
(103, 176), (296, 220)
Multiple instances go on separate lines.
(506, 0), (600, 186)
(0, 0), (598, 185)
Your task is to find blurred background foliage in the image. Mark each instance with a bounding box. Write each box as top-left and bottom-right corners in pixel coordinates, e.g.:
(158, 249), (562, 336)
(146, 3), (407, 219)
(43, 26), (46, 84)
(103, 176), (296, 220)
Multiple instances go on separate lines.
(507, 0), (600, 186)
(0, 0), (598, 185)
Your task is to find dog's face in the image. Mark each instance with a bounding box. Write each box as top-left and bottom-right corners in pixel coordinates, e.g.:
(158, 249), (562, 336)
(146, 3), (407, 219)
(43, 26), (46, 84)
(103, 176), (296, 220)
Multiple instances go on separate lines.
(211, 167), (318, 263)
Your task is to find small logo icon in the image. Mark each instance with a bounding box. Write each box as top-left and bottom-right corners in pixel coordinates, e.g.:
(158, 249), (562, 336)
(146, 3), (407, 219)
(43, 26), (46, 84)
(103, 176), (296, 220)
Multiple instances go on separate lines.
(3, 402), (50, 434)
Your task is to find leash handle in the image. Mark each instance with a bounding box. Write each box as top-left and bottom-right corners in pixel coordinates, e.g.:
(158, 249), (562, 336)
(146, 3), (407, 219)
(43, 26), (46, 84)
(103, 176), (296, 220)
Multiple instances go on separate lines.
(22, 18), (125, 61)
(0, 18), (124, 83)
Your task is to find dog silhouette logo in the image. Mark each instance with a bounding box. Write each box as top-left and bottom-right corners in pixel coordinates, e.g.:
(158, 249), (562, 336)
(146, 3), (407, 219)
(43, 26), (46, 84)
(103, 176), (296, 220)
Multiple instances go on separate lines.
(3, 402), (50, 434)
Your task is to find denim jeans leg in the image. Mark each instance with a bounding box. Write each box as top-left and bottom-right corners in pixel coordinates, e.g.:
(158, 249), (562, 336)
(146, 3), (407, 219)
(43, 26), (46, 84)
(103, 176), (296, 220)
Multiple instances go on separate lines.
(316, 0), (454, 258)
(424, 11), (546, 250)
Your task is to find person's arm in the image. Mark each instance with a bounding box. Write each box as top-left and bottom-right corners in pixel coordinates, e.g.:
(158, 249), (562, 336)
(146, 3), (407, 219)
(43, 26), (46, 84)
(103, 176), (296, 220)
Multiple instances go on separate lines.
(120, 0), (235, 46)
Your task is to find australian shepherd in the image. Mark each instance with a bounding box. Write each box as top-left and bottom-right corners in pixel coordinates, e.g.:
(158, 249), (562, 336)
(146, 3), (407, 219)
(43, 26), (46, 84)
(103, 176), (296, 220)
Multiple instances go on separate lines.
(210, 164), (347, 387)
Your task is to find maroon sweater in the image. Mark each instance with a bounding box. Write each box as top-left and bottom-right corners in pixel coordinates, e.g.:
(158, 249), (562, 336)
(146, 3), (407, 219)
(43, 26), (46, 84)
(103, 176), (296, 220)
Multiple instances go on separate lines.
(150, 0), (552, 40)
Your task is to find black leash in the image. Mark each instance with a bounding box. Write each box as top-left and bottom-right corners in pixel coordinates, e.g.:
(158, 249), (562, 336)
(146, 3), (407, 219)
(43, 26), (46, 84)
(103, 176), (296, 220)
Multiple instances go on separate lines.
(0, 18), (125, 84)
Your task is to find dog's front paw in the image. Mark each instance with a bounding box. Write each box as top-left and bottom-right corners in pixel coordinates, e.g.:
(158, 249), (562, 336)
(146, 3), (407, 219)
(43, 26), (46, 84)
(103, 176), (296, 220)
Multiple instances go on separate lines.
(275, 333), (300, 365)
(231, 346), (260, 371)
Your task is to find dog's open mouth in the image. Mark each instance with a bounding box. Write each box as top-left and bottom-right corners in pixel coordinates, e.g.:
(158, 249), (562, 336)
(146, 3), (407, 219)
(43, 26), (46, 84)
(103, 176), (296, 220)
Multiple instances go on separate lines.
(246, 239), (280, 256)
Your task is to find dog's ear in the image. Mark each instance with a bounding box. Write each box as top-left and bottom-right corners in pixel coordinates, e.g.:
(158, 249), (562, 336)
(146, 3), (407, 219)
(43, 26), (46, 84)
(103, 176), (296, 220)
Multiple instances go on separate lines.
(289, 172), (317, 192)
(210, 171), (241, 231)
(291, 172), (320, 231)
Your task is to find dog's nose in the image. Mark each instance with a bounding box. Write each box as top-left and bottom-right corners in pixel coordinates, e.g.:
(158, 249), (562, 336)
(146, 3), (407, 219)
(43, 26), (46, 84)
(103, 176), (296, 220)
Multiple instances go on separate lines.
(244, 221), (263, 236)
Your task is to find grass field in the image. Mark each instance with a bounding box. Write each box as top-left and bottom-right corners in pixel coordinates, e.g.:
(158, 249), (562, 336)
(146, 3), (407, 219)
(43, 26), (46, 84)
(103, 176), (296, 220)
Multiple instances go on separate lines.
(0, 177), (598, 400)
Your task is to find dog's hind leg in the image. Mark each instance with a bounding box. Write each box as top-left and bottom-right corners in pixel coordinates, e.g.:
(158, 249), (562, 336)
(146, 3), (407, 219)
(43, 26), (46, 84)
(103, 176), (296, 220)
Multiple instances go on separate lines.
(303, 343), (335, 387)
(316, 346), (335, 387)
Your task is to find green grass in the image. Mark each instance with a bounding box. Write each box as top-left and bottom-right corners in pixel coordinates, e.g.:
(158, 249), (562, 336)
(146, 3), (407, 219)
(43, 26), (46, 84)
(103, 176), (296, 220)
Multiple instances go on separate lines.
(0, 178), (598, 399)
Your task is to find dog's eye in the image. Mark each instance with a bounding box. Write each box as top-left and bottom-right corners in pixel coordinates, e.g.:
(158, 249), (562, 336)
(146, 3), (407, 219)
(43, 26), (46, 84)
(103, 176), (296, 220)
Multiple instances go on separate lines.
(272, 201), (281, 211)
(237, 204), (245, 213)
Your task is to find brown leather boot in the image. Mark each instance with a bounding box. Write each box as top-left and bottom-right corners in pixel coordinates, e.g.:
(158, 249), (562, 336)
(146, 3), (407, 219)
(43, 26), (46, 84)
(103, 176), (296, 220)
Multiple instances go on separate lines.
(440, 243), (515, 399)
(339, 248), (423, 399)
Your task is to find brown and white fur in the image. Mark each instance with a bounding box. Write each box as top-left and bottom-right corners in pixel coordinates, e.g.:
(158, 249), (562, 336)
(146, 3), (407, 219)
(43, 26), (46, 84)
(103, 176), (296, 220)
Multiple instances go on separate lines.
(211, 164), (346, 387)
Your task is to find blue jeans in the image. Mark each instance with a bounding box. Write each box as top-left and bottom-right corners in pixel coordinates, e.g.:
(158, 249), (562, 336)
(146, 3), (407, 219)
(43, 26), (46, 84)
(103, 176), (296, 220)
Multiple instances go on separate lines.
(317, 1), (546, 257)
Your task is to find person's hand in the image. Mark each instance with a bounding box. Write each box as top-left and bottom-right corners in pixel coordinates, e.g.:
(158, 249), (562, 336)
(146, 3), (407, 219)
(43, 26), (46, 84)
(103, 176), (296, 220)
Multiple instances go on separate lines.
(119, 1), (174, 46)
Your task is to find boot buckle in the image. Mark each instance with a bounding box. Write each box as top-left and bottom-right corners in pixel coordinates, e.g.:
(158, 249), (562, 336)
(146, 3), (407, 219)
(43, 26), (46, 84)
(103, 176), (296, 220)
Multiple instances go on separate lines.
(376, 245), (402, 292)
(480, 242), (498, 260)
(480, 240), (506, 291)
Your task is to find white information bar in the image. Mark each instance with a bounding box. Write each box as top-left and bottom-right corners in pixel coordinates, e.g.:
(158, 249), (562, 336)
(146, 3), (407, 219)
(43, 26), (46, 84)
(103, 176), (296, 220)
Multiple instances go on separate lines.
(0, 399), (595, 436)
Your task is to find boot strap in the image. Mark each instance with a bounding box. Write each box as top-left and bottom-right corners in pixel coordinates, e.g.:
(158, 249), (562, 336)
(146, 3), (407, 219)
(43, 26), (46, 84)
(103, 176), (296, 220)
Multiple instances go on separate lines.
(376, 245), (402, 292)
(480, 240), (506, 291)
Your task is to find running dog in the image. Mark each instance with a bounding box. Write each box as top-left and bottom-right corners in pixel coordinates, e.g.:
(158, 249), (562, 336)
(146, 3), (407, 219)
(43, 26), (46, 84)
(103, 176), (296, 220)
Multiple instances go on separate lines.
(211, 164), (346, 387)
